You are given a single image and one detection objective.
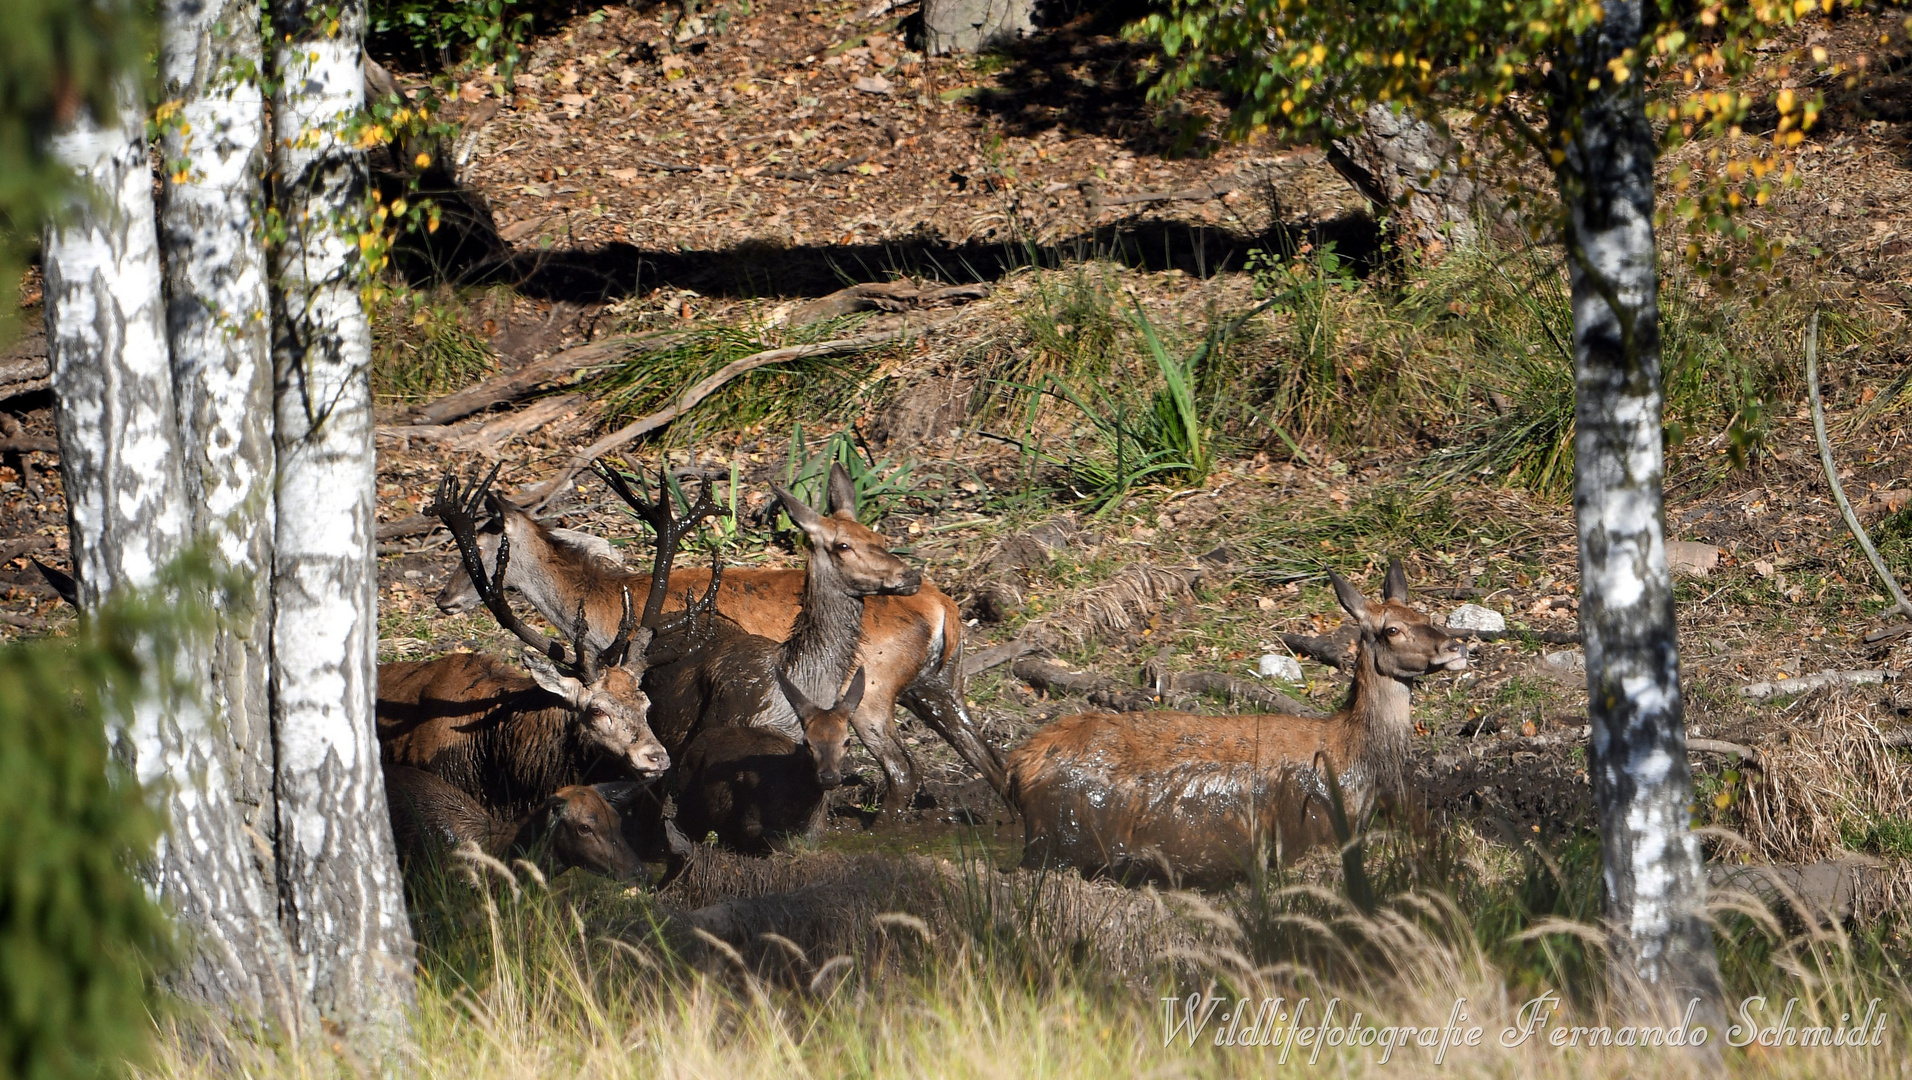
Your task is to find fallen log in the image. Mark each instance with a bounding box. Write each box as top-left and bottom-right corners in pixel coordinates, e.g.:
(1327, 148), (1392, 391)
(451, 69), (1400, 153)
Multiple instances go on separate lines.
(1149, 667), (1323, 719)
(0, 435), (57, 454)
(782, 280), (989, 328)
(960, 637), (1034, 679)
(1740, 669), (1898, 701)
(407, 334), (675, 427)
(1012, 657), (1155, 713)
(1280, 626), (1358, 671)
(523, 324), (928, 513)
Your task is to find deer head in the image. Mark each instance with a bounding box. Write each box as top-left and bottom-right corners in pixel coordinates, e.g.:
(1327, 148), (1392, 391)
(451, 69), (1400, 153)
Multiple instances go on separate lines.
(433, 497), (622, 615)
(1328, 559), (1469, 680)
(774, 463), (920, 597)
(775, 665), (865, 790)
(540, 783), (645, 878)
(433, 468), (668, 778)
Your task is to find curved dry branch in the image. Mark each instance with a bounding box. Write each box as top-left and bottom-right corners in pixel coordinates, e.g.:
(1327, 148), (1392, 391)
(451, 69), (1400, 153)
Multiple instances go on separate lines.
(1806, 311), (1912, 621)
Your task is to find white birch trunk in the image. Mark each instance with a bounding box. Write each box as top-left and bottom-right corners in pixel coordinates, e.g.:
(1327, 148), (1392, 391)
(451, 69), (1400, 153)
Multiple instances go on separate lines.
(1554, 0), (1721, 1020)
(44, 76), (296, 1022)
(159, 0), (294, 1004)
(268, 0), (416, 1038)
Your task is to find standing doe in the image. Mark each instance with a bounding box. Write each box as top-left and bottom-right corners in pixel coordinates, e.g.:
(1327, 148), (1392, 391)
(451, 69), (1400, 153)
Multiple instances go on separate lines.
(1005, 560), (1466, 885)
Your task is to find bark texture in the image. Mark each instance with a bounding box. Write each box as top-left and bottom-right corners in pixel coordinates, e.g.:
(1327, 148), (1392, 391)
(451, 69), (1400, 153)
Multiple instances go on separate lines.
(45, 76), (299, 1025)
(1330, 103), (1488, 252)
(1552, 0), (1721, 1018)
(268, 0), (416, 1038)
(159, 0), (286, 955)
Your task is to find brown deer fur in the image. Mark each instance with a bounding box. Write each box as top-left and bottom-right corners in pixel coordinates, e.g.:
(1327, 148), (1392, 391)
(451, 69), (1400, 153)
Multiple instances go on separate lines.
(673, 668), (864, 855)
(384, 765), (643, 878)
(378, 651), (669, 818)
(1005, 561), (1466, 886)
(437, 465), (1004, 809)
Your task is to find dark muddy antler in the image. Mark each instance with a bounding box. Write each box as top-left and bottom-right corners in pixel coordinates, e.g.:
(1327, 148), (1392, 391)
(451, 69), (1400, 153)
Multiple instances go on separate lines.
(595, 458), (728, 628)
(432, 467), (575, 669)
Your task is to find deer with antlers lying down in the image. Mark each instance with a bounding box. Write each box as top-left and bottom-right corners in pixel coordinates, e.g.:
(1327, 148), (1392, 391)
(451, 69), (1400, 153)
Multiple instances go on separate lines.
(435, 463), (1003, 812)
(1005, 561), (1467, 886)
(377, 470), (678, 817)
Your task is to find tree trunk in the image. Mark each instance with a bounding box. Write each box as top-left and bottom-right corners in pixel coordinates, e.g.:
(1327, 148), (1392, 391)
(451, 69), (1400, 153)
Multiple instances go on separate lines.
(1553, 0), (1722, 1023)
(44, 76), (299, 1025)
(268, 0), (416, 1041)
(1329, 103), (1488, 254)
(158, 0), (290, 978)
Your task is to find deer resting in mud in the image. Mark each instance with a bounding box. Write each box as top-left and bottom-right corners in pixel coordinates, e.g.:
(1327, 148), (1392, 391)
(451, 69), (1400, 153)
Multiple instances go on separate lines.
(673, 667), (865, 856)
(1005, 560), (1467, 886)
(435, 463), (1003, 810)
(385, 765), (645, 879)
(378, 470), (671, 816)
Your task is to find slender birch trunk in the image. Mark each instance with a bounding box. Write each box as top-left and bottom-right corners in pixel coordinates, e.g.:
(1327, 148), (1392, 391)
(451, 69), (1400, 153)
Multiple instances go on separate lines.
(44, 75), (294, 1021)
(1553, 0), (1721, 1020)
(158, 0), (293, 997)
(267, 0), (415, 1037)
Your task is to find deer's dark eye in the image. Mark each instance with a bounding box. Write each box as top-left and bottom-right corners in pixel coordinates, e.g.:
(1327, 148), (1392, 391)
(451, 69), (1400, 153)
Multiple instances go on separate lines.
(835, 541), (852, 552)
(578, 824), (594, 835)
(1386, 626), (1401, 637)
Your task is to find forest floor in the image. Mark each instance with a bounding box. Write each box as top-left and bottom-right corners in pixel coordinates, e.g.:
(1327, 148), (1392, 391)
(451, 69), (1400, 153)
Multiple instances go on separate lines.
(7, 0), (1912, 935)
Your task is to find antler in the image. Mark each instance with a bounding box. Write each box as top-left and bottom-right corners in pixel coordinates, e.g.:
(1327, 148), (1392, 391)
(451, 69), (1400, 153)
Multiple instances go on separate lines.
(596, 458), (729, 627)
(430, 467), (569, 667)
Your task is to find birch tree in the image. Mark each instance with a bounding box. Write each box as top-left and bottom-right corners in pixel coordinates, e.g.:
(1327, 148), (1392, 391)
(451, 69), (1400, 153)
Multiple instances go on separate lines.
(1139, 0), (1816, 1015)
(267, 0), (416, 1036)
(159, 0), (282, 899)
(1551, 0), (1717, 1014)
(43, 64), (298, 1023)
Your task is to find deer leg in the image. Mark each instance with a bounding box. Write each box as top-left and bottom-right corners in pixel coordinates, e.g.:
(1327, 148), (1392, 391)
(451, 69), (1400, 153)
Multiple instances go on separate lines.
(848, 687), (920, 813)
(897, 676), (1006, 795)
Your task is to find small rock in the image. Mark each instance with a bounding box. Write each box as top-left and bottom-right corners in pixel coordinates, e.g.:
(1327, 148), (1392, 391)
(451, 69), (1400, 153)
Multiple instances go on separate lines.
(852, 75), (893, 94)
(1532, 650), (1586, 687)
(1666, 541), (1720, 576)
(1256, 597), (1277, 612)
(1258, 654), (1303, 682)
(1753, 559), (1775, 579)
(1446, 603), (1506, 633)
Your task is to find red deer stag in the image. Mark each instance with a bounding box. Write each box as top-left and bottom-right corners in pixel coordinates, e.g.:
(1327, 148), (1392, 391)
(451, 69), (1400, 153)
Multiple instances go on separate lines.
(385, 765), (644, 879)
(377, 469), (671, 816)
(1005, 560), (1466, 886)
(673, 667), (865, 856)
(435, 463), (1002, 811)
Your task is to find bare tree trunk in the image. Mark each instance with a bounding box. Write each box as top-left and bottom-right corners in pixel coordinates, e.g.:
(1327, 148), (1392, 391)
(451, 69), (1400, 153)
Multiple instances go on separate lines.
(158, 0), (293, 1006)
(44, 76), (298, 1024)
(1553, 0), (1722, 1025)
(268, 0), (416, 1040)
(1330, 103), (1488, 253)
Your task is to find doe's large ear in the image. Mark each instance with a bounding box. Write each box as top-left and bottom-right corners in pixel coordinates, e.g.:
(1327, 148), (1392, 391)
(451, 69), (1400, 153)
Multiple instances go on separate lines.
(1383, 557), (1409, 604)
(827, 462), (859, 520)
(838, 666), (867, 715)
(591, 781), (645, 814)
(773, 484), (825, 537)
(1328, 569), (1373, 626)
(522, 649), (589, 708)
(775, 668), (824, 721)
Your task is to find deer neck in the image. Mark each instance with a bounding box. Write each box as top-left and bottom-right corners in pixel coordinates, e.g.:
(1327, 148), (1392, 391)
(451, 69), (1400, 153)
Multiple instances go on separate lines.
(497, 803), (552, 859)
(498, 518), (576, 622)
(1335, 639), (1414, 797)
(778, 554), (866, 702)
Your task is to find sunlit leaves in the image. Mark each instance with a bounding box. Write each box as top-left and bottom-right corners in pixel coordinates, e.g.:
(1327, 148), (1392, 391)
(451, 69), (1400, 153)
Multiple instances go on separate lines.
(1132, 0), (1865, 278)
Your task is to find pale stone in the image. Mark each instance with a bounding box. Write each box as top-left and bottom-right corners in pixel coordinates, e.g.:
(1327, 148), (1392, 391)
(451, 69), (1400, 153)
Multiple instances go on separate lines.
(1445, 603), (1506, 633)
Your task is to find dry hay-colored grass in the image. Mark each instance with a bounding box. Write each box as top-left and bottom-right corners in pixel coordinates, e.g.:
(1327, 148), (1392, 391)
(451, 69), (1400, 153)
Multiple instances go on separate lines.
(1731, 691), (1912, 918)
(656, 845), (1212, 982)
(1020, 561), (1201, 650)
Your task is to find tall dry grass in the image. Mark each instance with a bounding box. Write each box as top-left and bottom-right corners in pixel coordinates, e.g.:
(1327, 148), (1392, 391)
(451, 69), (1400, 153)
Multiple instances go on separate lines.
(143, 819), (1912, 1080)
